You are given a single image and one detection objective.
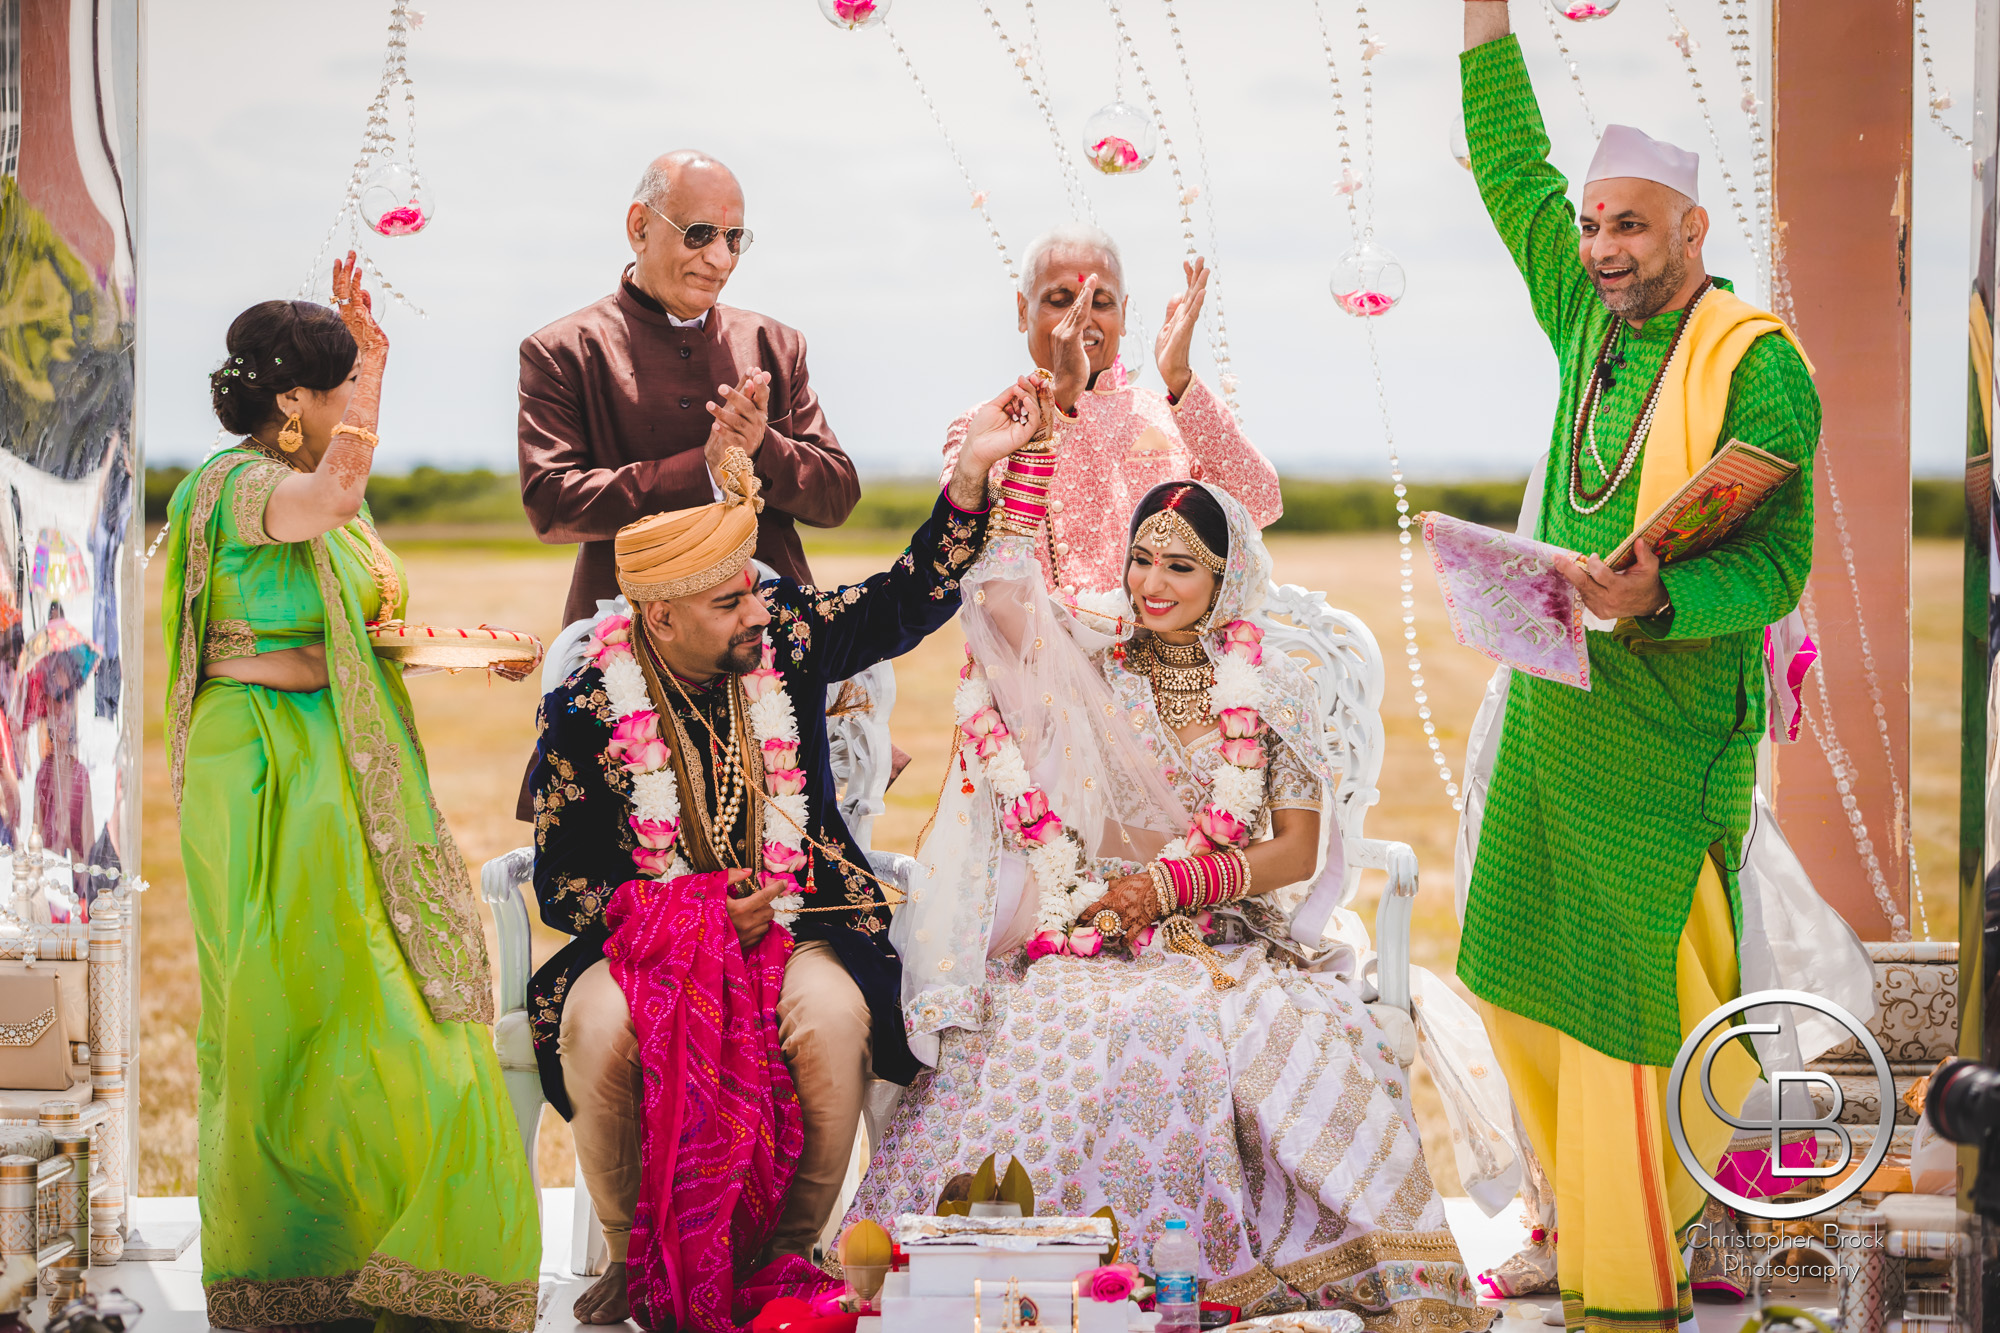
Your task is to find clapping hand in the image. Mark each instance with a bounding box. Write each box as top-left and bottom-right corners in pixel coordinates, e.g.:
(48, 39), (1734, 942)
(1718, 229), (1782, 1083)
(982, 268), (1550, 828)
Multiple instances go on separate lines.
(1047, 275), (1098, 412)
(948, 375), (1048, 510)
(706, 369), (772, 481)
(1155, 257), (1209, 400)
(331, 251), (388, 358)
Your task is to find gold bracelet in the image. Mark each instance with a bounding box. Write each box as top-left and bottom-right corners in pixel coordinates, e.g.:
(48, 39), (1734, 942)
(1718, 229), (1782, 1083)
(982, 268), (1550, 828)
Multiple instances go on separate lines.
(1234, 848), (1253, 898)
(330, 423), (380, 447)
(1148, 862), (1174, 919)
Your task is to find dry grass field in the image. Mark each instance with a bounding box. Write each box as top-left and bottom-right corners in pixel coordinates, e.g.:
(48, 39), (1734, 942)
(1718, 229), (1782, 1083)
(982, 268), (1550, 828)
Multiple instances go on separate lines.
(135, 531), (1968, 1200)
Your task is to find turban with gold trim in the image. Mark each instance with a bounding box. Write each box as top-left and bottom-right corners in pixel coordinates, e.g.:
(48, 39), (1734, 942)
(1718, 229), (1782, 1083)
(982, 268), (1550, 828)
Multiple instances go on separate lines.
(615, 447), (765, 602)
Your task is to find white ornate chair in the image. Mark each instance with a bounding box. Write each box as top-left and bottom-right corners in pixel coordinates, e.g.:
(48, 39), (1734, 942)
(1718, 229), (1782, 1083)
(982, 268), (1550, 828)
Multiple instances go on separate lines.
(1258, 583), (1419, 1062)
(482, 669), (906, 1274)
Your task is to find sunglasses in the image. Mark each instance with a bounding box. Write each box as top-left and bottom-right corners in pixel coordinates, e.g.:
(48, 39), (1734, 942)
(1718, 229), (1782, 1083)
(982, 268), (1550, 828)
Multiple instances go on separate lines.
(645, 202), (755, 256)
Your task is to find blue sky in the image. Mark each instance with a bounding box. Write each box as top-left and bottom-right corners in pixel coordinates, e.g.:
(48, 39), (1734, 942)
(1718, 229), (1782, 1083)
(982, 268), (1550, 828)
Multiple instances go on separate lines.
(143, 0), (1982, 479)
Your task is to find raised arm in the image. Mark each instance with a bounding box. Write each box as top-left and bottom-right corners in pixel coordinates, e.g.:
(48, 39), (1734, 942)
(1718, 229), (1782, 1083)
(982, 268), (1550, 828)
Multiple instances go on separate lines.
(774, 380), (1044, 683)
(1460, 16), (1596, 344)
(260, 254), (389, 543)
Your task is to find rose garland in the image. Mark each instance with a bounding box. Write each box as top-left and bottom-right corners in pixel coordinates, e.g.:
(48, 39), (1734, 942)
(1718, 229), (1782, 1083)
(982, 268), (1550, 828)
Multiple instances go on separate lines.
(589, 617), (807, 920)
(952, 617), (1271, 960)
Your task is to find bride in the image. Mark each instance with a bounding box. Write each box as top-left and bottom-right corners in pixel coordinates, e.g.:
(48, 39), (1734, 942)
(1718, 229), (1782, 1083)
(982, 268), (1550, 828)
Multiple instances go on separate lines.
(848, 455), (1489, 1329)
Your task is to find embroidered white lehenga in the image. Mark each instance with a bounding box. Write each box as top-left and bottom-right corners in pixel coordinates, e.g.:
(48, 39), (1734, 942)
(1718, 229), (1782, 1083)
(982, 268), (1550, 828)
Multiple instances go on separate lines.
(847, 485), (1489, 1330)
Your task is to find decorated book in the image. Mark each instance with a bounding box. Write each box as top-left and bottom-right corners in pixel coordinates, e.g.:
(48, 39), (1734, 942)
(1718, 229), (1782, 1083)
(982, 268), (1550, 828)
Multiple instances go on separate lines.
(1418, 512), (1591, 690)
(1606, 438), (1800, 570)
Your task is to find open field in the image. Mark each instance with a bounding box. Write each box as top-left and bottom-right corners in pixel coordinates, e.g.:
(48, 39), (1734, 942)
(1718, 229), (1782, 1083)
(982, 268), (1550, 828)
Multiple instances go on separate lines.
(136, 532), (1967, 1199)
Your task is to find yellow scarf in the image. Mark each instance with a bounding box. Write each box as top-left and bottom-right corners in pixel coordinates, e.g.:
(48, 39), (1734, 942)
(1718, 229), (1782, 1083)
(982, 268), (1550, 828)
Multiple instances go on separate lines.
(1628, 283), (1814, 535)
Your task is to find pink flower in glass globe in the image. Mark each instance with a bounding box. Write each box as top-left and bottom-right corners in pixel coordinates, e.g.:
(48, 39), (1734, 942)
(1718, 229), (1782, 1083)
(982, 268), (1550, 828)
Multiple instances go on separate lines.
(1329, 239), (1407, 318)
(1081, 101), (1155, 176)
(359, 158), (431, 237)
(1559, 0), (1620, 19)
(817, 0), (891, 29)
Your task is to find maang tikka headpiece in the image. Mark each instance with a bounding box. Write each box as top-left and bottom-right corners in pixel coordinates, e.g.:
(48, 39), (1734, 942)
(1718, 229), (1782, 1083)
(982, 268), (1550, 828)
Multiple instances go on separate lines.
(1134, 487), (1226, 575)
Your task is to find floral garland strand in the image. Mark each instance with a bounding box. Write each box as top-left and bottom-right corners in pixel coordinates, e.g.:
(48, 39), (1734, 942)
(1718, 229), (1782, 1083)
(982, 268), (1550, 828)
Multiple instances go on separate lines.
(588, 620), (808, 921)
(953, 618), (1271, 960)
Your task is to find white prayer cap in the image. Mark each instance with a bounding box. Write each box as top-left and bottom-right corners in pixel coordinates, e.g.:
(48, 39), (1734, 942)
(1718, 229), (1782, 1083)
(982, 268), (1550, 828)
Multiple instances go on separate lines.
(1584, 124), (1700, 203)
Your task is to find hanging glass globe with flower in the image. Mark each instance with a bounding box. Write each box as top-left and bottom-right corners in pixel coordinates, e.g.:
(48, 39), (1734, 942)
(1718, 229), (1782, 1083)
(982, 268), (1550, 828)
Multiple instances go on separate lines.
(1329, 239), (1406, 317)
(1081, 101), (1156, 175)
(818, 0), (890, 29)
(1556, 0), (1619, 19)
(358, 156), (431, 237)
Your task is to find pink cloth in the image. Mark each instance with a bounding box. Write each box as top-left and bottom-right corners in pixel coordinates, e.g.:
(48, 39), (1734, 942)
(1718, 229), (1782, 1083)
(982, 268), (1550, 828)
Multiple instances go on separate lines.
(940, 375), (1281, 592)
(606, 872), (836, 1333)
(1713, 1134), (1818, 1201)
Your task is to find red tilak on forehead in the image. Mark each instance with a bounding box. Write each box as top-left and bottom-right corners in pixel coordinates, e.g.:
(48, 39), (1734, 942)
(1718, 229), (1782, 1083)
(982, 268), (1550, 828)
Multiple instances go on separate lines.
(1596, 202), (1606, 211)
(744, 568), (756, 589)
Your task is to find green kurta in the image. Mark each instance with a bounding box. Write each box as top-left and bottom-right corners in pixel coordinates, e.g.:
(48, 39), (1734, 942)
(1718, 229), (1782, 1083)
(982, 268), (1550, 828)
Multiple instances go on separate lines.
(1456, 37), (1822, 1067)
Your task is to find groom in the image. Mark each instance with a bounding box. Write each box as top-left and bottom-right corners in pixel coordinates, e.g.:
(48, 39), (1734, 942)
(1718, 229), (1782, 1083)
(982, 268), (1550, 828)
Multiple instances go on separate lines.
(529, 389), (1041, 1324)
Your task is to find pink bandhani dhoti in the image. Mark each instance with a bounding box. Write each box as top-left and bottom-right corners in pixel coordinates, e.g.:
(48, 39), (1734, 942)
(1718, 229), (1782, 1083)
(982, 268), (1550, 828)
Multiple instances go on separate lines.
(606, 872), (835, 1333)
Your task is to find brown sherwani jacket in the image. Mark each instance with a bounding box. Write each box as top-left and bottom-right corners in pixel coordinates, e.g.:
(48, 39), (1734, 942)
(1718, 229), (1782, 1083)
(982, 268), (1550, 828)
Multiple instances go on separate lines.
(518, 276), (860, 626)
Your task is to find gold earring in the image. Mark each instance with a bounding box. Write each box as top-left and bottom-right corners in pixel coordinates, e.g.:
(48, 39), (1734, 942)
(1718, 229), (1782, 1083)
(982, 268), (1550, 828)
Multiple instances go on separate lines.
(276, 412), (303, 453)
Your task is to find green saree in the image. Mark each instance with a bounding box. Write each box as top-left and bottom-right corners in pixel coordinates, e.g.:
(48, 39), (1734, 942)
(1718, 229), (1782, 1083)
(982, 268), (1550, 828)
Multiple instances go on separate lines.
(163, 448), (539, 1330)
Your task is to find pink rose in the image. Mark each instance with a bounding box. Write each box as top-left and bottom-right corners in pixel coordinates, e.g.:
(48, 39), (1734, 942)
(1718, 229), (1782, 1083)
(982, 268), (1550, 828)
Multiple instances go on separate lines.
(629, 815), (681, 850)
(1085, 1265), (1140, 1303)
(971, 731), (1010, 761)
(606, 711), (663, 766)
(1130, 924), (1157, 949)
(632, 846), (678, 875)
(1004, 790), (1063, 845)
(1193, 909), (1214, 933)
(740, 668), (783, 702)
(762, 736), (800, 771)
(1217, 736), (1266, 768)
(588, 615), (633, 662)
(1220, 619), (1263, 647)
(1067, 926), (1103, 957)
(962, 706), (1009, 739)
(1194, 806), (1246, 847)
(619, 735), (671, 773)
(1217, 706), (1263, 739)
(760, 870), (803, 897)
(767, 768), (808, 797)
(1025, 929), (1068, 961)
(1335, 288), (1397, 317)
(763, 840), (807, 875)
(1181, 829), (1214, 857)
(834, 0), (876, 19)
(1222, 641), (1263, 665)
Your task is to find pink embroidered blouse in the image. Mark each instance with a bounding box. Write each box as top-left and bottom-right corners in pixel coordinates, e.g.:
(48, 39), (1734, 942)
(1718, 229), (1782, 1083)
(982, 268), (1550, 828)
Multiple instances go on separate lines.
(939, 374), (1282, 592)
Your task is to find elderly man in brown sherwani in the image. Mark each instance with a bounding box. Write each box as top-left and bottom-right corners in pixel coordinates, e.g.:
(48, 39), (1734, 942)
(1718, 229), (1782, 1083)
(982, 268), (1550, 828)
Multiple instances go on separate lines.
(516, 148), (863, 823)
(519, 148), (859, 625)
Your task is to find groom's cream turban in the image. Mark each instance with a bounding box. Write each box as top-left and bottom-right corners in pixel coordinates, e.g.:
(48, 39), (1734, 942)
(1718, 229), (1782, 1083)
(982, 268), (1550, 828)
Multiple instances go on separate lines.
(615, 448), (765, 602)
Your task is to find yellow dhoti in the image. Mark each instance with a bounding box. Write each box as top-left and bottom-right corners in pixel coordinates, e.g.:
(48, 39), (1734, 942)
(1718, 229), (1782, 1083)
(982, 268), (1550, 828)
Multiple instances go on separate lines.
(1478, 855), (1759, 1333)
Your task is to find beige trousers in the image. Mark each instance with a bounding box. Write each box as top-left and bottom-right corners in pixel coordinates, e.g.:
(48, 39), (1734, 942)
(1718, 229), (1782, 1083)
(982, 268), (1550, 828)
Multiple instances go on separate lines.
(558, 938), (875, 1263)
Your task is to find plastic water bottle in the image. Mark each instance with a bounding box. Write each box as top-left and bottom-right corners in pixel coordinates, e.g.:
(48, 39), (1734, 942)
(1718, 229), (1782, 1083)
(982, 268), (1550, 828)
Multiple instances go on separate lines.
(1153, 1217), (1199, 1333)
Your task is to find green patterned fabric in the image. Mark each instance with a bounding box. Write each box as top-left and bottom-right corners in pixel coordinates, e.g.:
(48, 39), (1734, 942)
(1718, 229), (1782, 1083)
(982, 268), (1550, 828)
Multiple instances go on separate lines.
(1456, 37), (1822, 1067)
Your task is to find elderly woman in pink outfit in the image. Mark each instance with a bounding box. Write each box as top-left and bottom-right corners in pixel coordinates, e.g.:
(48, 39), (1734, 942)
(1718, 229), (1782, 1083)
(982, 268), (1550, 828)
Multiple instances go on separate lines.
(940, 224), (1282, 593)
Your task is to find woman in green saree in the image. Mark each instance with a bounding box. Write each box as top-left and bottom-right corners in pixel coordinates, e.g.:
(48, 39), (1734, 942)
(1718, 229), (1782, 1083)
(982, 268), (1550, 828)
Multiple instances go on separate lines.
(163, 256), (540, 1331)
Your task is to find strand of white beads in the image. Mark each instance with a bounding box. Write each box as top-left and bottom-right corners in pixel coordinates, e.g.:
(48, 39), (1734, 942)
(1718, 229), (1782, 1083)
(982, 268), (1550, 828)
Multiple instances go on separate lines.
(883, 22), (1018, 287)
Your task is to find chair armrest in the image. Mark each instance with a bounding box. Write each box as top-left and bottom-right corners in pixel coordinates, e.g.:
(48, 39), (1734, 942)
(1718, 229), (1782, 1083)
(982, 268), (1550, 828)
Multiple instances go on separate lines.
(480, 847), (536, 1017)
(1347, 835), (1417, 1014)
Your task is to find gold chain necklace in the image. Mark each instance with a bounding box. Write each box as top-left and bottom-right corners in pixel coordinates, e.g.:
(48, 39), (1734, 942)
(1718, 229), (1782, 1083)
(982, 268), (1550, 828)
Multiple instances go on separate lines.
(639, 636), (752, 869)
(1130, 634), (1214, 732)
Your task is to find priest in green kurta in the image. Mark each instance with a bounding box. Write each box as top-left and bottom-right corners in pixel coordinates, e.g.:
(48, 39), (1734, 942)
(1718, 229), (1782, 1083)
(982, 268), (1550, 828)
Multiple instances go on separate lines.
(1456, 5), (1822, 1332)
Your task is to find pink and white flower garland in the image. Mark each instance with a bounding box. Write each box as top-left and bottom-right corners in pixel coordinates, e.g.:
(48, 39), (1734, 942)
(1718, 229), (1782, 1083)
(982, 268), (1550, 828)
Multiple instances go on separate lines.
(952, 618), (1272, 960)
(589, 618), (808, 921)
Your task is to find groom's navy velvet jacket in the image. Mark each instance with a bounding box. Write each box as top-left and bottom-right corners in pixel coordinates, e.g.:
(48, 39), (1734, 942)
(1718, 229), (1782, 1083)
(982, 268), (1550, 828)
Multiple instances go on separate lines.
(526, 491), (985, 1118)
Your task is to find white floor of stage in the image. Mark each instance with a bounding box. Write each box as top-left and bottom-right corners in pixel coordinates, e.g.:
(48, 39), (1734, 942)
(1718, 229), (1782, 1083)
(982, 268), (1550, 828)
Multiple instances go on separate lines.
(75, 1196), (1798, 1333)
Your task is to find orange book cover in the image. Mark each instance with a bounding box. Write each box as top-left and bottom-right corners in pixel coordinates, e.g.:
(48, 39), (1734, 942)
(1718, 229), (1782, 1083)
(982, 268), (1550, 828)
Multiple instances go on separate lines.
(1606, 439), (1801, 570)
